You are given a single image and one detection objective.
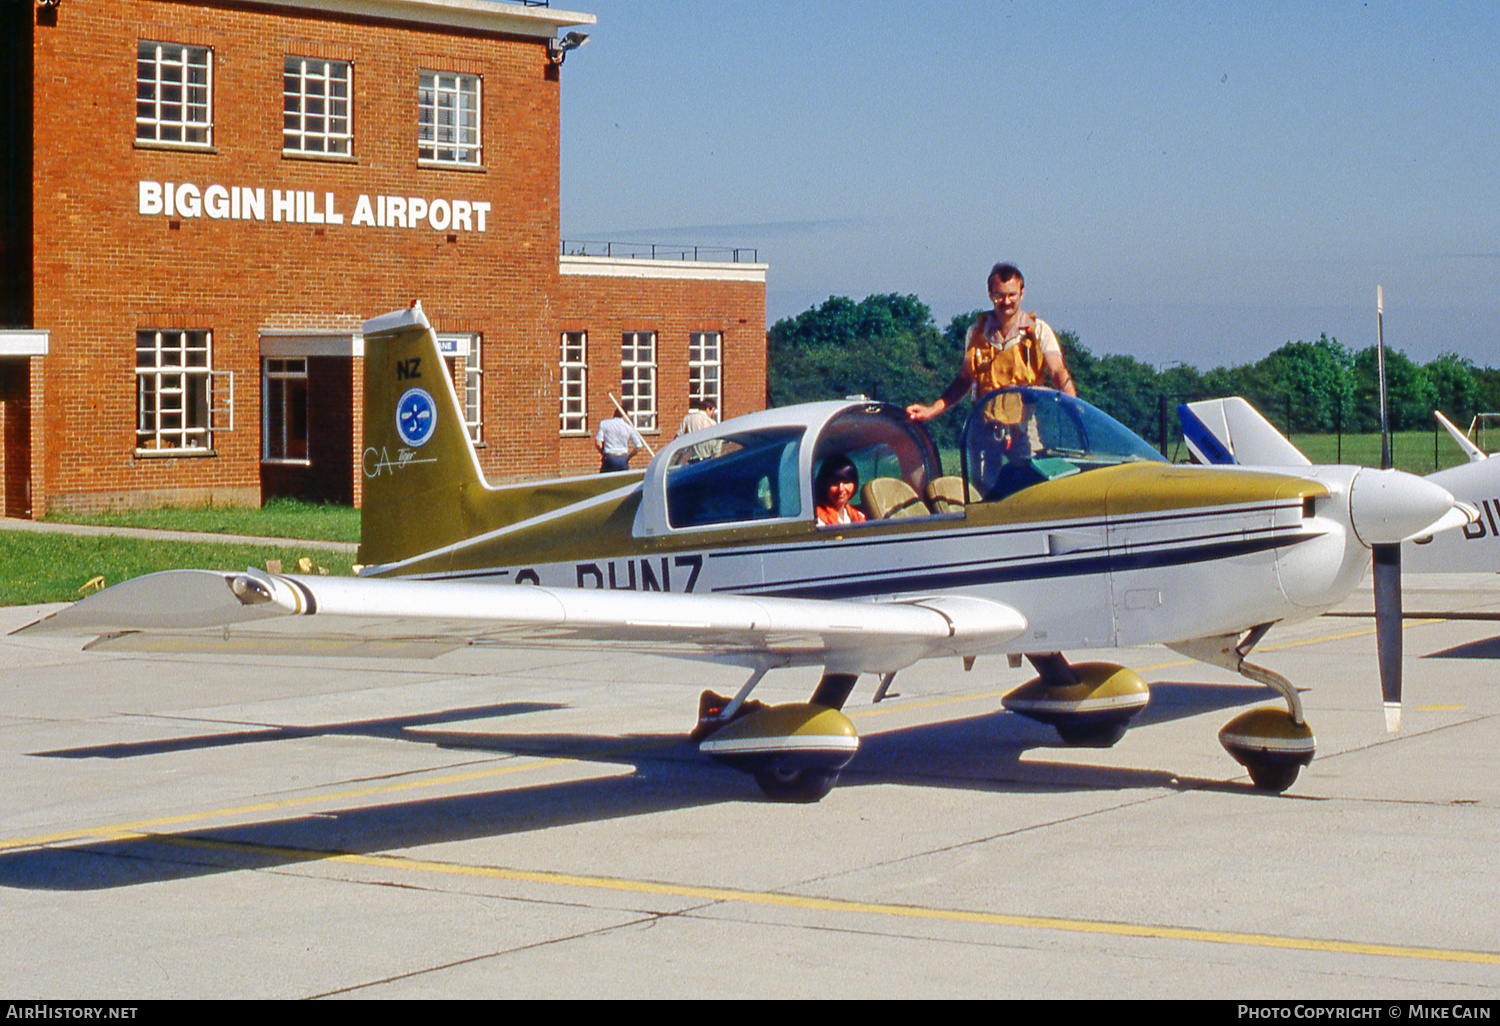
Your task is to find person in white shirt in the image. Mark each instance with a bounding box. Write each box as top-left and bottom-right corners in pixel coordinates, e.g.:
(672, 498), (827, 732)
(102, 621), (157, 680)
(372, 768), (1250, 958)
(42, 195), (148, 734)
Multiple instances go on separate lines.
(595, 404), (644, 472)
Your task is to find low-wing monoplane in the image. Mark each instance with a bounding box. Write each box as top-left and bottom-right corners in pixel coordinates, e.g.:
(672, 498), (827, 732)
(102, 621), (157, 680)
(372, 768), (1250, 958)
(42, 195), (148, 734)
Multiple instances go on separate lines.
(18, 304), (1471, 800)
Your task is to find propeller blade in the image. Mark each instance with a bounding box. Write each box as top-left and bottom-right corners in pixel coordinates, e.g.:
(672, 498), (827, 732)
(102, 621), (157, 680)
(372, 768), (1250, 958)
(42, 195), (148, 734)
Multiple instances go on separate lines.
(1372, 542), (1402, 732)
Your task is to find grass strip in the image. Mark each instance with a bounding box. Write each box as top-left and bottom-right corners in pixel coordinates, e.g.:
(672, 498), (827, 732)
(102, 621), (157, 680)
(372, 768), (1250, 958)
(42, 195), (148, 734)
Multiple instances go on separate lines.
(42, 498), (360, 543)
(0, 532), (355, 606)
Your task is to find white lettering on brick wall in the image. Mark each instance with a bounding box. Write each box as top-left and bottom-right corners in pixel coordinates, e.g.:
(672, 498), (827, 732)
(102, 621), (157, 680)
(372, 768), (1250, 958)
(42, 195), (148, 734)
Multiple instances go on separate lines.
(138, 180), (489, 233)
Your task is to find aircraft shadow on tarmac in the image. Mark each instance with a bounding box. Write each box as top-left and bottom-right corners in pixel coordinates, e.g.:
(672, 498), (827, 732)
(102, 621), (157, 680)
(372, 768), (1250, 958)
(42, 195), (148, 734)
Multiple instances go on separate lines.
(33, 702), (563, 760)
(1425, 635), (1500, 660)
(3, 680), (1280, 892)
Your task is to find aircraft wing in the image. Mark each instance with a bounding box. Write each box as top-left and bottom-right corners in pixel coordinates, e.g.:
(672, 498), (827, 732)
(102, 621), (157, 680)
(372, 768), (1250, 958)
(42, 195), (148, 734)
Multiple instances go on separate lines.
(15, 568), (1028, 675)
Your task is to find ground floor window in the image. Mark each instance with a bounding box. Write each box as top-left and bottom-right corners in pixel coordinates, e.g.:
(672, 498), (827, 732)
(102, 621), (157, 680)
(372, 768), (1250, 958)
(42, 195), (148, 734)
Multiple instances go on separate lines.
(136, 328), (213, 452)
(560, 331), (587, 435)
(262, 357), (308, 462)
(622, 331), (657, 432)
(690, 331), (722, 413)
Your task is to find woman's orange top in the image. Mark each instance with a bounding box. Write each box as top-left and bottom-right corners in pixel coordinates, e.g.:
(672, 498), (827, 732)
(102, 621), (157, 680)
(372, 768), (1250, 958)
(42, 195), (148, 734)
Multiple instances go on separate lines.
(816, 504), (866, 526)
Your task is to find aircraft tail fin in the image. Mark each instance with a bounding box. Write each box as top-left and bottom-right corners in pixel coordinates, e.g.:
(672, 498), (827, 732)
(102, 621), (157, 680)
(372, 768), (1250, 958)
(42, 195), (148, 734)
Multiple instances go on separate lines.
(358, 303), (488, 567)
(1179, 397), (1312, 468)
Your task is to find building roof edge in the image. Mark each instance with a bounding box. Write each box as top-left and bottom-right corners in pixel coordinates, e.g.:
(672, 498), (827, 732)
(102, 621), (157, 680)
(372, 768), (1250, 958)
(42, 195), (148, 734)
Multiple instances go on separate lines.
(227, 0), (596, 37)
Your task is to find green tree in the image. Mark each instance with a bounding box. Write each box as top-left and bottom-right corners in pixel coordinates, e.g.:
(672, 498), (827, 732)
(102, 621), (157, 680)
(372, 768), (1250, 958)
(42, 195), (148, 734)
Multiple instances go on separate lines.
(767, 294), (944, 412)
(1475, 367), (1500, 419)
(1255, 334), (1354, 433)
(1083, 352), (1161, 441)
(1425, 352), (1479, 424)
(1352, 346), (1434, 432)
(1057, 329), (1097, 396)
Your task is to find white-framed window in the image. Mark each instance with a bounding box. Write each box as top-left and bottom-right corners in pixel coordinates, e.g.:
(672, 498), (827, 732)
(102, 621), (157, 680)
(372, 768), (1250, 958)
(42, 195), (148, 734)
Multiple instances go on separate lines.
(689, 331), (723, 415)
(284, 56), (352, 156)
(622, 331), (657, 433)
(439, 333), (483, 443)
(136, 329), (213, 452)
(262, 358), (308, 463)
(418, 70), (481, 166)
(136, 41), (213, 147)
(560, 331), (588, 435)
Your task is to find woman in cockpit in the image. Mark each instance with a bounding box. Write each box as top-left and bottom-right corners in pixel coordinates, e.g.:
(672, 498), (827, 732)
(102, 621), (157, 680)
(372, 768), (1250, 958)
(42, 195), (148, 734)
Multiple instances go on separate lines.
(814, 456), (866, 526)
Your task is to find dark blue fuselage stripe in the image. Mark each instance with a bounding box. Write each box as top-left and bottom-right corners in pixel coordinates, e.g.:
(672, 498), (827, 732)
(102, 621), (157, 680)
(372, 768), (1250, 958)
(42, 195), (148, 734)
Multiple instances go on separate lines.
(724, 532), (1316, 600)
(707, 499), (1301, 562)
(712, 522), (1309, 595)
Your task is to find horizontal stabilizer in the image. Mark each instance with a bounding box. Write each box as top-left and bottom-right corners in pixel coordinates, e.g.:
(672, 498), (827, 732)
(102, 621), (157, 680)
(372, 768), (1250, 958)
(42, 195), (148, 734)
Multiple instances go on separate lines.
(1434, 410), (1487, 463)
(1180, 397), (1311, 468)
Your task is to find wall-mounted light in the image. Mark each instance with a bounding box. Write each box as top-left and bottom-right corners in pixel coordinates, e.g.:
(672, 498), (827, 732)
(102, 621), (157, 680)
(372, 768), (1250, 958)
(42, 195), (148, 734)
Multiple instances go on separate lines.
(547, 32), (589, 65)
(37, 0), (62, 9)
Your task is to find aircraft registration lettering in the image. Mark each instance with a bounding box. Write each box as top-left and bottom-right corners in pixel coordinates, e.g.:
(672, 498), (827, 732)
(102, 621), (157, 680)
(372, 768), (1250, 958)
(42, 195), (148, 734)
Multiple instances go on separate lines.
(1460, 498), (1500, 541)
(574, 555), (703, 592)
(362, 445), (437, 478)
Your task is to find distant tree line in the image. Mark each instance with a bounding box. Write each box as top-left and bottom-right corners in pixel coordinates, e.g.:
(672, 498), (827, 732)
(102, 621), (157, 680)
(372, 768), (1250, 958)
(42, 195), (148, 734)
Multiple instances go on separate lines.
(767, 294), (1500, 448)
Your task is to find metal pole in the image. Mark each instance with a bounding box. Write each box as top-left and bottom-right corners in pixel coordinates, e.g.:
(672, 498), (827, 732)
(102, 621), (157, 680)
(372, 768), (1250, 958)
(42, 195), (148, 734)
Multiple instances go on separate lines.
(1376, 285), (1391, 470)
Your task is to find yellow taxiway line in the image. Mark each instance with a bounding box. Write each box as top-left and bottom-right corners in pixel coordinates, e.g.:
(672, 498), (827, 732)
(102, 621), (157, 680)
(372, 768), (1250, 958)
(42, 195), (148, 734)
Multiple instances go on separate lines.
(47, 829), (1500, 968)
(0, 755), (588, 852)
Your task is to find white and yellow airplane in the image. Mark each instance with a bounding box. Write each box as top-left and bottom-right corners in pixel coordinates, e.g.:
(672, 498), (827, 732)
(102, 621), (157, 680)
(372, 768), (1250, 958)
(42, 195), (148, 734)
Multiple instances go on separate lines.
(17, 303), (1472, 801)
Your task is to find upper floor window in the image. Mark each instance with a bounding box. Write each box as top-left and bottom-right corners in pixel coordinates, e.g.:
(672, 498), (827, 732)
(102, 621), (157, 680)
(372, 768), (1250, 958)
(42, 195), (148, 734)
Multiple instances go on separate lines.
(689, 331), (722, 415)
(622, 331), (657, 433)
(136, 329), (215, 453)
(136, 41), (213, 147)
(284, 57), (352, 157)
(418, 70), (481, 166)
(560, 331), (588, 435)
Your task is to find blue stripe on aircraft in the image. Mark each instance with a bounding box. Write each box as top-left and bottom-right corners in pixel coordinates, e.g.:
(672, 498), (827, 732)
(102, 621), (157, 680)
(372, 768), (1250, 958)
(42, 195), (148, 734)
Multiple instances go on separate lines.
(737, 531), (1316, 601)
(1178, 404), (1236, 465)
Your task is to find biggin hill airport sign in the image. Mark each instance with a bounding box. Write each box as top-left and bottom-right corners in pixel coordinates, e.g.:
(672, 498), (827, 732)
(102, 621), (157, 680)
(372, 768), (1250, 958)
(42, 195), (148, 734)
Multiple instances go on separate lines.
(139, 180), (493, 233)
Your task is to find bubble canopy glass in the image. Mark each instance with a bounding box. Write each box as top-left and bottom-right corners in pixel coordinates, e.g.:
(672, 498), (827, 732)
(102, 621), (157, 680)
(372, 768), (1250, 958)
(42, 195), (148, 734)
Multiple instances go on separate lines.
(962, 387), (1166, 502)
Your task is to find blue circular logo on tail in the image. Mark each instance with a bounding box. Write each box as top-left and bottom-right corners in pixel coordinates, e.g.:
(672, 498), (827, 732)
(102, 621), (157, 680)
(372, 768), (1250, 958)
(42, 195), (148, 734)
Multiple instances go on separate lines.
(395, 388), (437, 447)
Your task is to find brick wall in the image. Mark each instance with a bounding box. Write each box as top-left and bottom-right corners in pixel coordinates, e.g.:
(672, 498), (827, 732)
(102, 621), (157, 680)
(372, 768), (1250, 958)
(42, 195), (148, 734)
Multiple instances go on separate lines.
(23, 0), (766, 512)
(30, 0), (561, 511)
(552, 270), (767, 477)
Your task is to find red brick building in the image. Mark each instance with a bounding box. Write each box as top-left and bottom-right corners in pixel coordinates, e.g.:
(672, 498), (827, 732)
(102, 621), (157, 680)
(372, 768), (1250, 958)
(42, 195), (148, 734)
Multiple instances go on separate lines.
(1, 0), (766, 516)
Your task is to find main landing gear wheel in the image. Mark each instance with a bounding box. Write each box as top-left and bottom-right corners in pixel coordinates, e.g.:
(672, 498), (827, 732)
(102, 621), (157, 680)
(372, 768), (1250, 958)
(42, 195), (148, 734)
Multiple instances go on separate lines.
(696, 701), (860, 803)
(1218, 707), (1315, 794)
(752, 764), (841, 803)
(1003, 661), (1150, 748)
(1053, 719), (1130, 748)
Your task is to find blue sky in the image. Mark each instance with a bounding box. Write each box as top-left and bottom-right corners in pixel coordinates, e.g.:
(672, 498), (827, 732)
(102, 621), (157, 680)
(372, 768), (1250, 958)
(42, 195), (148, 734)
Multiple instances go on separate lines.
(557, 1), (1500, 369)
